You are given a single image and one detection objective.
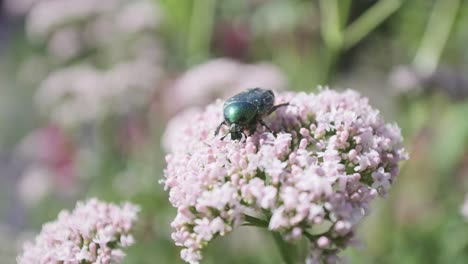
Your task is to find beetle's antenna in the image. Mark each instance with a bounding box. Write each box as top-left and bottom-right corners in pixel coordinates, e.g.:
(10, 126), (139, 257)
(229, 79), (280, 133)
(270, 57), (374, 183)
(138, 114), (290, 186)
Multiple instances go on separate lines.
(242, 132), (248, 140)
(259, 120), (272, 132)
(268, 102), (290, 115)
(214, 121), (226, 136)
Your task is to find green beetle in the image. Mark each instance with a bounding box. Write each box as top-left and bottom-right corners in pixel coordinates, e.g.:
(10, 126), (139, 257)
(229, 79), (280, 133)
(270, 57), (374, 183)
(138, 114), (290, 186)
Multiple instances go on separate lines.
(215, 88), (289, 140)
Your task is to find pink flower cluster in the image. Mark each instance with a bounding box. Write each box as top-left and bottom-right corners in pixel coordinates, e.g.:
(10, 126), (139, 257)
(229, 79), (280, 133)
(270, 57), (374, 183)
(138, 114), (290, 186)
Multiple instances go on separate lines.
(17, 198), (140, 264)
(16, 125), (77, 206)
(36, 62), (162, 126)
(162, 89), (408, 263)
(12, 0), (163, 126)
(25, 0), (161, 60)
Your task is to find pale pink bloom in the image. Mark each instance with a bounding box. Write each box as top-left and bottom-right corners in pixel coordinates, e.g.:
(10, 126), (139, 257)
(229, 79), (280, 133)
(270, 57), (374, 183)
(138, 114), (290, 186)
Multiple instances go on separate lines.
(164, 58), (287, 115)
(17, 198), (139, 264)
(233, 62), (287, 93)
(47, 28), (82, 61)
(16, 125), (78, 205)
(36, 61), (162, 126)
(317, 236), (330, 249)
(26, 0), (117, 40)
(23, 0), (162, 61)
(17, 125), (75, 172)
(116, 0), (163, 34)
(35, 65), (102, 126)
(162, 89), (407, 263)
(15, 0), (164, 126)
(17, 166), (53, 206)
(4, 0), (41, 16)
(389, 65), (424, 93)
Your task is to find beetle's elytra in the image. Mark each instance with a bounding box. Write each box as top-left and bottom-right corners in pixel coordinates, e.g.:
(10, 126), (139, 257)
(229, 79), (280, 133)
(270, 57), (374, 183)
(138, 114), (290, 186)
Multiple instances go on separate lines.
(214, 88), (289, 140)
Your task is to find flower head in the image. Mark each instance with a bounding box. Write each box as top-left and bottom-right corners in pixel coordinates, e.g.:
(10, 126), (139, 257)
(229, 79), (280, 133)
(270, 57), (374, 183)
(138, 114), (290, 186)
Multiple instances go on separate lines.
(162, 89), (407, 263)
(17, 198), (140, 264)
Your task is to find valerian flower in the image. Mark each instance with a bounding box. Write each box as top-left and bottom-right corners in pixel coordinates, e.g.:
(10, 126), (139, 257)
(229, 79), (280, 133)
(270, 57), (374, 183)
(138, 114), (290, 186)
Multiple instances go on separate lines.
(17, 198), (140, 264)
(162, 89), (408, 263)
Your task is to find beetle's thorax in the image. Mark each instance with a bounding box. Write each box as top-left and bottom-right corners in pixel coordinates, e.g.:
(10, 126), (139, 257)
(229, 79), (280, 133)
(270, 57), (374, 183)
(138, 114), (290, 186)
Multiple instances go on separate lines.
(223, 101), (257, 125)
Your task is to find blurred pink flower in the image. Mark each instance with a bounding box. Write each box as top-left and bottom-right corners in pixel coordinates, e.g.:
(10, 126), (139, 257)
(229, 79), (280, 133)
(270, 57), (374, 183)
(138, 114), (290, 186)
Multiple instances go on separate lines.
(16, 124), (78, 205)
(116, 0), (163, 34)
(17, 166), (54, 207)
(17, 198), (140, 264)
(35, 65), (102, 126)
(23, 0), (162, 62)
(26, 0), (118, 40)
(162, 108), (203, 153)
(47, 28), (82, 61)
(18, 125), (76, 181)
(163, 58), (287, 115)
(36, 62), (162, 126)
(13, 0), (164, 126)
(3, 0), (41, 16)
(162, 89), (407, 263)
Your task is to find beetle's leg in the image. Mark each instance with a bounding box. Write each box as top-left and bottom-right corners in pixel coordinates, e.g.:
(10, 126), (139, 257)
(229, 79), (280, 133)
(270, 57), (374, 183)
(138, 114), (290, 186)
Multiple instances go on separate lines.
(246, 120), (262, 135)
(220, 132), (229, 140)
(214, 121), (227, 136)
(268, 102), (289, 115)
(259, 119), (272, 132)
(242, 131), (248, 140)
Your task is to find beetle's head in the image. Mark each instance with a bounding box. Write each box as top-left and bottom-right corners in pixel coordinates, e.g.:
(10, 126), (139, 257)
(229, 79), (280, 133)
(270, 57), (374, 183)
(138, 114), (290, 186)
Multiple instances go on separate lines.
(228, 124), (243, 140)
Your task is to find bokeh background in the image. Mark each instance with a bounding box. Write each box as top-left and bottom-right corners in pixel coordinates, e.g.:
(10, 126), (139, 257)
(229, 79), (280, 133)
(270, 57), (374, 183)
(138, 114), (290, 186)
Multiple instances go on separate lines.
(1, 0), (468, 263)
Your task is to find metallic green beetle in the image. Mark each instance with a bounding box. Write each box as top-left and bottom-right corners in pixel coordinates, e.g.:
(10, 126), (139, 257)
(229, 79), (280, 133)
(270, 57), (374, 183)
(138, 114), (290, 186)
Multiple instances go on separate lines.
(215, 88), (289, 140)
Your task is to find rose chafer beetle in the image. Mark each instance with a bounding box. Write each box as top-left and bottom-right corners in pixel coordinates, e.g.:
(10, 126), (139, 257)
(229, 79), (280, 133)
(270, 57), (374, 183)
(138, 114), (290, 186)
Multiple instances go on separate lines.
(215, 87), (289, 140)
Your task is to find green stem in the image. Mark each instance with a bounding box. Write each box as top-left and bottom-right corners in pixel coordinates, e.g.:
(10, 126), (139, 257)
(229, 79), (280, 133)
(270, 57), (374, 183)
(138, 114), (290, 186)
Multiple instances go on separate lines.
(303, 221), (337, 243)
(413, 0), (460, 75)
(243, 214), (269, 228)
(303, 231), (322, 242)
(343, 0), (402, 50)
(318, 0), (347, 83)
(338, 0), (352, 29)
(243, 214), (296, 263)
(320, 46), (341, 84)
(186, 0), (217, 65)
(272, 232), (296, 264)
(319, 0), (343, 51)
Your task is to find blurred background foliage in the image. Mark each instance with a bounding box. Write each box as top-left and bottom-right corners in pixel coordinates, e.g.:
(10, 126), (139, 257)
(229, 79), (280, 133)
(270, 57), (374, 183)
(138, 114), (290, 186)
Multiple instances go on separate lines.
(0, 0), (467, 263)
